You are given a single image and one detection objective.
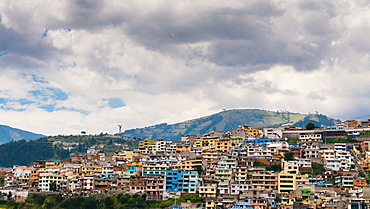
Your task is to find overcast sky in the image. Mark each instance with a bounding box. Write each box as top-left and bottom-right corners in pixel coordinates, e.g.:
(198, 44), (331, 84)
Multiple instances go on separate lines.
(1, 0), (370, 135)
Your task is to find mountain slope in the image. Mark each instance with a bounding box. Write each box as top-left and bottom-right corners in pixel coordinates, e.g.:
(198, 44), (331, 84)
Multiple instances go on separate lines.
(122, 109), (341, 141)
(0, 124), (45, 144)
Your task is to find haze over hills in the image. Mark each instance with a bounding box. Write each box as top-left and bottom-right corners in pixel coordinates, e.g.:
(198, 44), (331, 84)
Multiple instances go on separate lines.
(122, 109), (341, 141)
(0, 109), (343, 144)
(0, 124), (46, 144)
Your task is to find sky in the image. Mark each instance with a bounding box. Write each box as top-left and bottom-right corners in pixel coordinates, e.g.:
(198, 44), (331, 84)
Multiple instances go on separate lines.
(0, 0), (370, 136)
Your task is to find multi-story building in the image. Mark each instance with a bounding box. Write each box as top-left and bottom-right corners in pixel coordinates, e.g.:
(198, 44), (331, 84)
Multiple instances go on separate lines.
(325, 158), (342, 171)
(299, 133), (322, 143)
(181, 170), (199, 194)
(249, 171), (278, 191)
(282, 160), (299, 174)
(199, 184), (217, 198)
(81, 175), (95, 190)
(38, 173), (64, 192)
(146, 176), (165, 200)
(278, 172), (296, 194)
(129, 176), (147, 193)
(142, 163), (169, 176)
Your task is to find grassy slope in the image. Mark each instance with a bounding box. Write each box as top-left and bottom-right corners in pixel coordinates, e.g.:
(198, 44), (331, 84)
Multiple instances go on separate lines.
(122, 109), (339, 141)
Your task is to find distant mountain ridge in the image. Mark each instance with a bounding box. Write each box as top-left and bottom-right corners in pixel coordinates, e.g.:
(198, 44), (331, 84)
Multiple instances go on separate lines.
(0, 124), (45, 144)
(122, 109), (341, 141)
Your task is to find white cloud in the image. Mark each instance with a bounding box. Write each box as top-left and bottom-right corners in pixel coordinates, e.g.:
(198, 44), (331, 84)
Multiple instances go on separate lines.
(0, 0), (370, 135)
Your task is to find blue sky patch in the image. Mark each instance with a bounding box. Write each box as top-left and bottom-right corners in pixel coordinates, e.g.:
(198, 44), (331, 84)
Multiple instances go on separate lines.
(0, 98), (7, 104)
(107, 98), (125, 108)
(29, 87), (68, 101)
(40, 104), (55, 112)
(17, 99), (35, 105)
(0, 52), (9, 57)
(31, 74), (48, 83)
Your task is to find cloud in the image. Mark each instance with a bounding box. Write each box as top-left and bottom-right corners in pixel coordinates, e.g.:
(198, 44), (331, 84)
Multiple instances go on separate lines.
(0, 0), (369, 135)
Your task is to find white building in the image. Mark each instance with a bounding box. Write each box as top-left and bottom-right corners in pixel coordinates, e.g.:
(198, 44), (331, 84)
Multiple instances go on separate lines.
(38, 173), (64, 191)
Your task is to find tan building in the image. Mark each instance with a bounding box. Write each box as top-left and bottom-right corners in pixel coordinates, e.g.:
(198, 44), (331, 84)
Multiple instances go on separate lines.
(199, 184), (217, 198)
(248, 171), (278, 191)
(278, 172), (297, 194)
(232, 125), (260, 139)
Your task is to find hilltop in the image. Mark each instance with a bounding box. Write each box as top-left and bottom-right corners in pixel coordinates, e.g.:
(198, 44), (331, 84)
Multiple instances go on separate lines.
(122, 109), (341, 141)
(0, 124), (45, 144)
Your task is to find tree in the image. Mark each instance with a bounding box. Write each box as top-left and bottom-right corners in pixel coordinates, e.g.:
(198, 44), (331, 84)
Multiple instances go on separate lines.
(266, 165), (281, 173)
(306, 122), (316, 130)
(254, 161), (267, 167)
(119, 194), (130, 204)
(284, 152), (295, 161)
(49, 181), (57, 192)
(312, 162), (326, 175)
(104, 196), (114, 209)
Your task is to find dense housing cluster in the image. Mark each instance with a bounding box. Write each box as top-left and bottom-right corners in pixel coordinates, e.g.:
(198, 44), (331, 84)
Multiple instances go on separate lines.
(1, 119), (370, 209)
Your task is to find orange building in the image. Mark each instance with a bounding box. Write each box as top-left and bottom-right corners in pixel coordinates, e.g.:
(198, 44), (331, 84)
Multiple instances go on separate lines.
(354, 177), (367, 186)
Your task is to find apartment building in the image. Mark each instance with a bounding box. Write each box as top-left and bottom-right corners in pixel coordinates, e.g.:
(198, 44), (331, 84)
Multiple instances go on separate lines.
(146, 176), (165, 200)
(249, 171), (278, 191)
(278, 172), (296, 194)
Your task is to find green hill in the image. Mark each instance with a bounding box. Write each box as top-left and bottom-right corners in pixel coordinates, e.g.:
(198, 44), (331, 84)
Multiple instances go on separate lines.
(0, 135), (139, 167)
(122, 109), (341, 141)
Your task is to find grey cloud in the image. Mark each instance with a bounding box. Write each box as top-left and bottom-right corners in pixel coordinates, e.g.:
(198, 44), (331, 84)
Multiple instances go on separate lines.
(0, 24), (55, 68)
(117, 0), (336, 71)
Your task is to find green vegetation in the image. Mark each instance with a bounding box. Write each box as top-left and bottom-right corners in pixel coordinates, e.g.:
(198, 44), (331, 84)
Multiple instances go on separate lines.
(324, 137), (360, 143)
(266, 165), (281, 173)
(284, 151), (295, 161)
(0, 193), (203, 209)
(48, 135), (139, 155)
(306, 122), (316, 130)
(312, 162), (326, 175)
(0, 138), (69, 167)
(361, 131), (370, 136)
(0, 135), (138, 167)
(254, 161), (267, 167)
(252, 162), (281, 172)
(300, 171), (313, 175)
(147, 195), (203, 208)
(122, 109), (340, 141)
(286, 139), (298, 144)
(302, 189), (311, 194)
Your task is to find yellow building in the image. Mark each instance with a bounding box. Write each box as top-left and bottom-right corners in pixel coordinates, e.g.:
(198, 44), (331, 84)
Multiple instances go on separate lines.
(124, 151), (140, 160)
(215, 140), (230, 152)
(199, 184), (217, 197)
(195, 137), (221, 148)
(171, 159), (202, 171)
(278, 172), (297, 194)
(299, 133), (322, 142)
(138, 138), (156, 149)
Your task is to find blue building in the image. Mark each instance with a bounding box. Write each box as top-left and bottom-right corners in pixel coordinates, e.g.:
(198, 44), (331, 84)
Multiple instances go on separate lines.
(244, 138), (278, 145)
(165, 169), (199, 194)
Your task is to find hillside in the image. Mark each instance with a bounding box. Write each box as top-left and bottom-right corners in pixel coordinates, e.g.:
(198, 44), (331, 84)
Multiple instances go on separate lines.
(0, 124), (45, 144)
(122, 109), (341, 141)
(0, 135), (138, 167)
